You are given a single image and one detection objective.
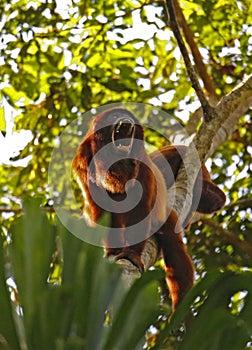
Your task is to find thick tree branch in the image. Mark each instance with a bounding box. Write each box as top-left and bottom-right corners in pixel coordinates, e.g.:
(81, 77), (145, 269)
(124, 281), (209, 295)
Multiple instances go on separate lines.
(196, 74), (252, 160)
(117, 237), (160, 285)
(185, 107), (202, 136)
(207, 75), (252, 155)
(171, 74), (252, 223)
(185, 78), (252, 154)
(167, 144), (200, 223)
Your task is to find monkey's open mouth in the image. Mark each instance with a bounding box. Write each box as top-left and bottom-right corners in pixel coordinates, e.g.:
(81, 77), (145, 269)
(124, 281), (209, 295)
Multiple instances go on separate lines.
(112, 118), (135, 153)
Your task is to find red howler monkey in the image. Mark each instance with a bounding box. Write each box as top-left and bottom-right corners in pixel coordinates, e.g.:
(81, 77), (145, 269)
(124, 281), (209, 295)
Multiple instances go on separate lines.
(72, 108), (226, 312)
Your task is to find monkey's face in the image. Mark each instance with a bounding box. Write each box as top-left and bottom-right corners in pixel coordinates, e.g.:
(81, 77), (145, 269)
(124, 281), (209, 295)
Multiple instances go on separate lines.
(92, 108), (144, 154)
(89, 108), (145, 193)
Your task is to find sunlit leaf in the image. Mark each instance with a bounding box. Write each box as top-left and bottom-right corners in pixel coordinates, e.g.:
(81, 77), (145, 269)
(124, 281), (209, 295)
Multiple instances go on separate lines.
(0, 98), (6, 132)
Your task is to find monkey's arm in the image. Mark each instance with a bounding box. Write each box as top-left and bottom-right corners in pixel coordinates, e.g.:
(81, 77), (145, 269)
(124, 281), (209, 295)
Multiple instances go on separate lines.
(72, 137), (104, 226)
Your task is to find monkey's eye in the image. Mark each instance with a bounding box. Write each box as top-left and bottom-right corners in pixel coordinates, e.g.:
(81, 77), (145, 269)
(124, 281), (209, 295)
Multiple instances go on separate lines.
(112, 118), (135, 153)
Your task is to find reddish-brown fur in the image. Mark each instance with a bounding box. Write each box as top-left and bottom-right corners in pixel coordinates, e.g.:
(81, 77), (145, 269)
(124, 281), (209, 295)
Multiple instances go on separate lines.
(72, 108), (225, 312)
(151, 145), (226, 228)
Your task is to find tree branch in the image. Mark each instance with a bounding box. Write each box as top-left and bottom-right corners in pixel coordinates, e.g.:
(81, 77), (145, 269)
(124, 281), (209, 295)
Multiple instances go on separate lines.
(202, 218), (252, 259)
(164, 0), (211, 119)
(162, 0), (208, 223)
(172, 74), (252, 223)
(207, 75), (252, 156)
(117, 237), (160, 286)
(225, 197), (252, 210)
(196, 74), (252, 160)
(185, 76), (252, 155)
(172, 0), (218, 103)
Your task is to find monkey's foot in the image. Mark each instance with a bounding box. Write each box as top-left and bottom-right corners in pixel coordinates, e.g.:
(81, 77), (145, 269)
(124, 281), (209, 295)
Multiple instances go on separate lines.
(105, 248), (122, 258)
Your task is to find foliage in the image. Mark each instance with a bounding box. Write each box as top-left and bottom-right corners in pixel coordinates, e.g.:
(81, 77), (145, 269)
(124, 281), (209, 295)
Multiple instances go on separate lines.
(1, 200), (252, 349)
(156, 269), (252, 350)
(1, 0), (252, 349)
(0, 199), (163, 349)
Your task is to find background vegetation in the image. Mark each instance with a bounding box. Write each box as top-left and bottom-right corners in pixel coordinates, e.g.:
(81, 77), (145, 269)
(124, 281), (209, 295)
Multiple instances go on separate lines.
(0, 0), (252, 349)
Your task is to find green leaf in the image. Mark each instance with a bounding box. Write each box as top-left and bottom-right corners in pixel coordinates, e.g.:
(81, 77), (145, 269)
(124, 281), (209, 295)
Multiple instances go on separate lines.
(178, 271), (252, 350)
(0, 93), (6, 132)
(0, 235), (21, 350)
(9, 198), (56, 340)
(86, 53), (104, 68)
(103, 270), (163, 350)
